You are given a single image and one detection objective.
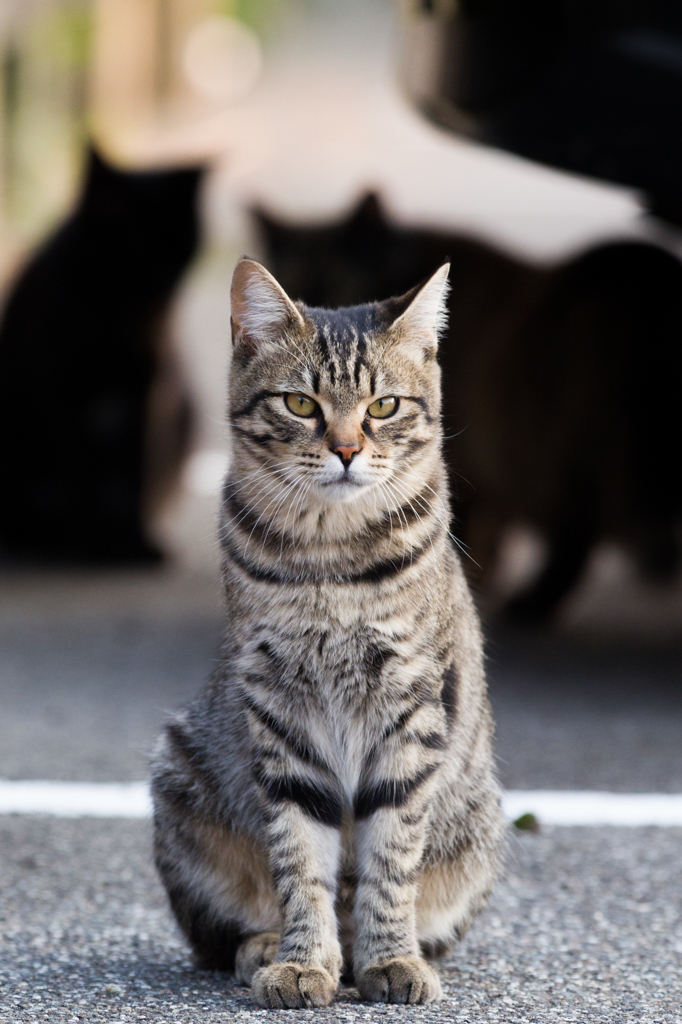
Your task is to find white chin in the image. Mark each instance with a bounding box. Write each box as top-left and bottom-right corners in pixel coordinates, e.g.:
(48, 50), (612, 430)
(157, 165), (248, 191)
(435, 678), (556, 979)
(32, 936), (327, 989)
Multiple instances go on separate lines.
(317, 477), (369, 502)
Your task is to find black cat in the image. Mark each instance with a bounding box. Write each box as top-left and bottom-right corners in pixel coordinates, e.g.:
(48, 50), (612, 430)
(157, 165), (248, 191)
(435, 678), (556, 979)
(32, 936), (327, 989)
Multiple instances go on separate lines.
(0, 148), (204, 563)
(254, 194), (682, 621)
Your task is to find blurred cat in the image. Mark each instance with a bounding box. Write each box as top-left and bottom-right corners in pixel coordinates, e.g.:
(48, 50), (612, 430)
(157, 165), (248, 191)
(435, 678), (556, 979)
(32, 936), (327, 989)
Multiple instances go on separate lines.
(0, 148), (204, 563)
(254, 194), (682, 621)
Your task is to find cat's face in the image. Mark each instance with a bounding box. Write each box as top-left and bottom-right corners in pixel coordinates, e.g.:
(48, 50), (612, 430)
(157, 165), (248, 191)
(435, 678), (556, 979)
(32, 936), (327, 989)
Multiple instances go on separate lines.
(228, 259), (449, 511)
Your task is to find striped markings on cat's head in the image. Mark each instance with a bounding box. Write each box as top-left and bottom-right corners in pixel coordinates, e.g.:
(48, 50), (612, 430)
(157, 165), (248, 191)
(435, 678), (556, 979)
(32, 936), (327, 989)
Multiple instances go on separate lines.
(229, 258), (450, 505)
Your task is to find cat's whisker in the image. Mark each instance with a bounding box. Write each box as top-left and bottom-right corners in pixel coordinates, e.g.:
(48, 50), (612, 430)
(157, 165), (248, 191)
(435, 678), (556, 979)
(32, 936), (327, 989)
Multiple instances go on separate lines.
(279, 478), (314, 563)
(392, 481), (442, 529)
(218, 469), (290, 538)
(381, 479), (418, 568)
(386, 478), (440, 568)
(413, 479), (480, 566)
(394, 477), (477, 566)
(288, 336), (318, 375)
(255, 476), (304, 565)
(262, 337), (313, 376)
(235, 457), (301, 489)
(256, 485), (303, 566)
(219, 461), (299, 543)
(441, 425), (469, 441)
(248, 475), (301, 555)
(224, 463), (282, 500)
(219, 485), (273, 538)
(278, 475), (309, 549)
(206, 413), (229, 428)
(374, 481), (395, 549)
(252, 488), (293, 554)
(384, 470), (464, 576)
(375, 481), (395, 550)
(376, 479), (412, 569)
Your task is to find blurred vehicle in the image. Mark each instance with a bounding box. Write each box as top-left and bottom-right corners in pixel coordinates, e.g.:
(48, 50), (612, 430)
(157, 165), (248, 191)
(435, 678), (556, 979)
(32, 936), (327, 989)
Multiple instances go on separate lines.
(399, 0), (682, 223)
(256, 194), (682, 622)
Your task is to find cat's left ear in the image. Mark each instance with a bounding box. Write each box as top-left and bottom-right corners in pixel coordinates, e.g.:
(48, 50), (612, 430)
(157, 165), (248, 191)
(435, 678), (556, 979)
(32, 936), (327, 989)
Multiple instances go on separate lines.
(231, 258), (303, 357)
(390, 263), (450, 360)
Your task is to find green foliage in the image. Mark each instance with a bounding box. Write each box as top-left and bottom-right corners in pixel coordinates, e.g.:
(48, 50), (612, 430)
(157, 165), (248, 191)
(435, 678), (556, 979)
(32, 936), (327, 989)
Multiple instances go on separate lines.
(2, 0), (93, 239)
(216, 0), (286, 33)
(512, 812), (540, 833)
(31, 1), (93, 73)
(216, 0), (334, 34)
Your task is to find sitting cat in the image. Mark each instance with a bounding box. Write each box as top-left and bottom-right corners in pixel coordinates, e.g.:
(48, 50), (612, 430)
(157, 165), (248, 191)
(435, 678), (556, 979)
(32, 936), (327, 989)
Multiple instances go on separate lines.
(254, 194), (682, 621)
(0, 147), (204, 563)
(151, 259), (505, 1007)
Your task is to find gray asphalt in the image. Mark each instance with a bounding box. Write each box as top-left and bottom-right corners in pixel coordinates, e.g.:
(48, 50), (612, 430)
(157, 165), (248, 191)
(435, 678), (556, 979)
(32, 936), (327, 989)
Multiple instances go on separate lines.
(2, 561), (681, 790)
(1, 817), (680, 1023)
(2, 524), (682, 1022)
(0, 566), (223, 783)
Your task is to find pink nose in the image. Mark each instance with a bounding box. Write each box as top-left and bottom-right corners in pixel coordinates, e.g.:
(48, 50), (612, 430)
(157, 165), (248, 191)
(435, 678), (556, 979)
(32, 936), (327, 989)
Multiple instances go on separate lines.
(333, 443), (361, 466)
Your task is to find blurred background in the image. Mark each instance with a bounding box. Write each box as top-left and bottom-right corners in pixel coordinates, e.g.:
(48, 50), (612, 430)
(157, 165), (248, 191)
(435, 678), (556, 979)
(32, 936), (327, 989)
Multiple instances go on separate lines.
(0, 0), (681, 794)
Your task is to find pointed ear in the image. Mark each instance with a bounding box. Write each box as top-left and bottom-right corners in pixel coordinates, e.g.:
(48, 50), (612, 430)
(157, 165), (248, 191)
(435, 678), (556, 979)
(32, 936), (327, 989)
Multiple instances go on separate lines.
(250, 204), (279, 237)
(351, 191), (384, 227)
(231, 258), (303, 355)
(390, 263), (450, 360)
(84, 145), (117, 190)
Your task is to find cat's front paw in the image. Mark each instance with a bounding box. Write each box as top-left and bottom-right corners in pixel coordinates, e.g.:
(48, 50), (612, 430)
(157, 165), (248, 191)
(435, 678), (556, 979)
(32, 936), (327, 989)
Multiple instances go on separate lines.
(235, 931), (280, 984)
(358, 957), (443, 1004)
(251, 962), (337, 1008)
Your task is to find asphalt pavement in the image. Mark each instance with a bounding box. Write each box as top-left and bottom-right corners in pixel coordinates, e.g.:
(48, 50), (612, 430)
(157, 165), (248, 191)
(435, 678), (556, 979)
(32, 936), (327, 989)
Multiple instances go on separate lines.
(2, 535), (681, 791)
(2, 514), (682, 1022)
(1, 817), (680, 1023)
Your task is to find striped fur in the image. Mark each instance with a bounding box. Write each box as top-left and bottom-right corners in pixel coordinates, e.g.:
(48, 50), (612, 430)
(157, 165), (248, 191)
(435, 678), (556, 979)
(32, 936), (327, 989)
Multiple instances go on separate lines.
(151, 259), (505, 1008)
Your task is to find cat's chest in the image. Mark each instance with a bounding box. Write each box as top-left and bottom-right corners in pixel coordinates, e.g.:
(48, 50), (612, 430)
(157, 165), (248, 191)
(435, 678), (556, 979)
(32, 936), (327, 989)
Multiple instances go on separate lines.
(254, 619), (401, 699)
(239, 617), (413, 791)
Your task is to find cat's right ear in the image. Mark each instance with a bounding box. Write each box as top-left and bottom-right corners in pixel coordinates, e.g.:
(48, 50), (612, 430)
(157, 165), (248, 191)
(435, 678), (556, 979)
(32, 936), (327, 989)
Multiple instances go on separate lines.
(350, 192), (384, 228)
(388, 263), (450, 360)
(231, 258), (303, 357)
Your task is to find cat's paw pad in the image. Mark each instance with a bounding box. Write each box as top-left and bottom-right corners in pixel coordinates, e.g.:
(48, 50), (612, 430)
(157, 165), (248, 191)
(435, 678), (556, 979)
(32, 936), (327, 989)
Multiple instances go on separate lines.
(235, 931), (280, 985)
(358, 957), (443, 1004)
(251, 962), (337, 1008)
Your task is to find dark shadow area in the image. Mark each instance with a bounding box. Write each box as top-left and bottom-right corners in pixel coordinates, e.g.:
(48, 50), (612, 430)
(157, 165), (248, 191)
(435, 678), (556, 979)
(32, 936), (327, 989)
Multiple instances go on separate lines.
(0, 147), (204, 565)
(256, 194), (682, 625)
(487, 627), (682, 792)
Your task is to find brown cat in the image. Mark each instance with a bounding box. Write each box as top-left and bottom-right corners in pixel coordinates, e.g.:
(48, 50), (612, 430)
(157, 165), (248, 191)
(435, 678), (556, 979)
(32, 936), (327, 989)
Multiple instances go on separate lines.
(151, 258), (505, 1007)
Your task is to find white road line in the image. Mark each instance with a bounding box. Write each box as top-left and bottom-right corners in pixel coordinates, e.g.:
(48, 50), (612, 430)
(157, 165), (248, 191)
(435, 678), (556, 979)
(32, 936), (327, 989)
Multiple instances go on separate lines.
(502, 790), (682, 827)
(0, 781), (152, 818)
(1, 780), (682, 825)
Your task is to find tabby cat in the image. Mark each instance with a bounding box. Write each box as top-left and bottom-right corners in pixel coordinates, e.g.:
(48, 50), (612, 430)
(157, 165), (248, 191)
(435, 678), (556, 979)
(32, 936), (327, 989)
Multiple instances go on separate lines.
(0, 147), (203, 563)
(151, 258), (505, 1007)
(255, 194), (682, 621)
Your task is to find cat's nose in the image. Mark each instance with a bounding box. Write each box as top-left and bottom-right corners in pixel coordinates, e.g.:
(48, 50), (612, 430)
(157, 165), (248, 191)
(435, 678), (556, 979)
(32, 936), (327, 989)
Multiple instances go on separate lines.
(332, 443), (361, 468)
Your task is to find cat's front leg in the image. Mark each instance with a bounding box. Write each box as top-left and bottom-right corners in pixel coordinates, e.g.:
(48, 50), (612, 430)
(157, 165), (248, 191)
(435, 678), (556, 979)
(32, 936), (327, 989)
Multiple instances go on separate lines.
(251, 797), (343, 1009)
(353, 762), (444, 1004)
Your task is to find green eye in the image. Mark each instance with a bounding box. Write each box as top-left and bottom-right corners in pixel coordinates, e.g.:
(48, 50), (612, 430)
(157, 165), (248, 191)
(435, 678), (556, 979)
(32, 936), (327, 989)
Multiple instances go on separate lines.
(367, 396), (398, 419)
(285, 393), (319, 417)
